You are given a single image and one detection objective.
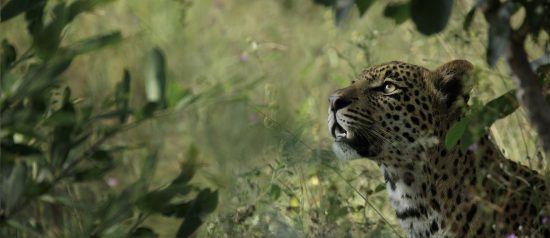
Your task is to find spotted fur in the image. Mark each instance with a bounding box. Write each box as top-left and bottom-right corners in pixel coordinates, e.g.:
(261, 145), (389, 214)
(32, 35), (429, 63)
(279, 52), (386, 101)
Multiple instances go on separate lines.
(327, 60), (549, 237)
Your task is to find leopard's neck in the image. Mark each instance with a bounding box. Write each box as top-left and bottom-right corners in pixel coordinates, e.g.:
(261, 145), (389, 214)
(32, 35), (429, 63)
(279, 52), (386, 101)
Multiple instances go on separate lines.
(378, 135), (504, 237)
(380, 160), (451, 238)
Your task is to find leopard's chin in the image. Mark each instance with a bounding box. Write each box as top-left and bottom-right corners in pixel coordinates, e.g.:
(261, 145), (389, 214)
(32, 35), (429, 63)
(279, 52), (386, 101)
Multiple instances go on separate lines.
(332, 137), (381, 160)
(332, 141), (362, 160)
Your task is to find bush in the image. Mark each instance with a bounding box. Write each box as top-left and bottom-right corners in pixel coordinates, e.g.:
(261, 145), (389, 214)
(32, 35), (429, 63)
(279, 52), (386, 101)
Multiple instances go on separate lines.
(1, 1), (216, 237)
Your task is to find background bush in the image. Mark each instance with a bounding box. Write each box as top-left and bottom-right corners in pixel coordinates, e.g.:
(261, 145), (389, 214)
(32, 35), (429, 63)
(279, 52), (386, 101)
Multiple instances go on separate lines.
(1, 0), (548, 237)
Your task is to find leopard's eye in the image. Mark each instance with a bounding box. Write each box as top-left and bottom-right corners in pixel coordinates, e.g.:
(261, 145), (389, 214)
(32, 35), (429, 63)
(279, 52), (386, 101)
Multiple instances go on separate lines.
(382, 82), (397, 94)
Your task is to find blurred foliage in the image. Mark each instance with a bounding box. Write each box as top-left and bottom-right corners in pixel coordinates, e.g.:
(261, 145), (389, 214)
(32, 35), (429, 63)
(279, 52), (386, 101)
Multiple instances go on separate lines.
(1, 0), (217, 237)
(0, 0), (548, 237)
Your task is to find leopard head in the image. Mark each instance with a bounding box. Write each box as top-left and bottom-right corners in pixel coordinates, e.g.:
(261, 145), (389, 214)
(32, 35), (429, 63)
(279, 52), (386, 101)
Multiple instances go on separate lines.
(328, 60), (473, 161)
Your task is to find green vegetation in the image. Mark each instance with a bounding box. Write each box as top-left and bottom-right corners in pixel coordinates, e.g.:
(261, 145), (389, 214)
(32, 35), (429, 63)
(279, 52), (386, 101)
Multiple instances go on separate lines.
(1, 0), (548, 237)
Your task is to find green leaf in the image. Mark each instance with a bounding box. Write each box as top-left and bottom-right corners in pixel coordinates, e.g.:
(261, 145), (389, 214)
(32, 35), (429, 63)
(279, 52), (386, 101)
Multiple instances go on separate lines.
(166, 82), (191, 108)
(145, 48), (167, 106)
(5, 219), (43, 236)
(462, 90), (518, 150)
(445, 116), (471, 150)
(176, 189), (218, 238)
(383, 2), (410, 25)
(5, 163), (27, 214)
(463, 7), (477, 31)
(355, 0), (375, 16)
(139, 148), (159, 183)
(68, 31), (122, 55)
(410, 0), (453, 35)
(1, 72), (18, 97)
(446, 90), (519, 151)
(269, 184), (282, 200)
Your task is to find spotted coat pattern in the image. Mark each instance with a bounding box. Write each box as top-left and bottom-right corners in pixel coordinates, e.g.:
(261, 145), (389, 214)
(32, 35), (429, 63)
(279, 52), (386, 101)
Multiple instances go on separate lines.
(327, 60), (549, 237)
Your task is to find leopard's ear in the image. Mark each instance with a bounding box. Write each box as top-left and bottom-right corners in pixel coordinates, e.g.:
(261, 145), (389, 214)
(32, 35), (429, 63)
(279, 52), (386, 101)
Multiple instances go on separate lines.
(432, 60), (473, 109)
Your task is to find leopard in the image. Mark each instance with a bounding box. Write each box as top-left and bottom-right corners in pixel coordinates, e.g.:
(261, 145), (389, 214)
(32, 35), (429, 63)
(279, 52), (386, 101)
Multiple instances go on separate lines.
(327, 60), (549, 237)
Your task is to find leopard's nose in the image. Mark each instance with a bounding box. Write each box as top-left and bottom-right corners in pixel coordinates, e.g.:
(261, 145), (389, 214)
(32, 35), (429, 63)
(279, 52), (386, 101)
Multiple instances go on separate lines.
(329, 95), (352, 112)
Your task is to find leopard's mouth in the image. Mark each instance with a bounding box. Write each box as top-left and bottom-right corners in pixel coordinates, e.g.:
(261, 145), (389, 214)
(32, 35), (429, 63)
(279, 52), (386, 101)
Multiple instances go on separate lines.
(328, 113), (381, 159)
(331, 121), (348, 142)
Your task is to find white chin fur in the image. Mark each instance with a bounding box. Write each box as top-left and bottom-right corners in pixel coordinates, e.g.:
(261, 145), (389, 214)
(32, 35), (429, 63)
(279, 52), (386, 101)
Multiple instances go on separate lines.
(332, 142), (361, 161)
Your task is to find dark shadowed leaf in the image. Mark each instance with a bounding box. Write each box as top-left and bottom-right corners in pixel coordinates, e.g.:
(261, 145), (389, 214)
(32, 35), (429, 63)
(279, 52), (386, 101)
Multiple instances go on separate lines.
(463, 7), (477, 31)
(140, 102), (158, 119)
(172, 145), (199, 185)
(374, 183), (386, 192)
(23, 180), (51, 198)
(129, 227), (158, 238)
(176, 189), (218, 238)
(140, 148), (159, 183)
(159, 202), (192, 218)
(486, 3), (512, 67)
(23, 1), (46, 38)
(31, 3), (66, 59)
(0, 0), (47, 22)
(1, 39), (17, 72)
(334, 0), (355, 26)
(90, 181), (146, 236)
(115, 69), (131, 123)
(383, 2), (410, 25)
(73, 150), (115, 182)
(136, 183), (191, 213)
(410, 0), (453, 35)
(73, 165), (113, 181)
(313, 0), (336, 7)
(355, 0), (375, 16)
(1, 142), (42, 156)
(29, 1), (117, 59)
(49, 88), (76, 168)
